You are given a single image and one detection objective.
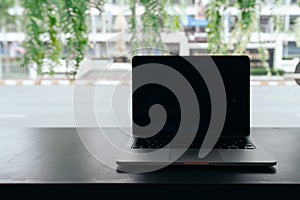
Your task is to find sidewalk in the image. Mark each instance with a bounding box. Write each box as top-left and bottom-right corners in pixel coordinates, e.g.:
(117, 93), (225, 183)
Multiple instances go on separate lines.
(0, 79), (130, 86)
(0, 75), (298, 86)
(250, 74), (298, 86)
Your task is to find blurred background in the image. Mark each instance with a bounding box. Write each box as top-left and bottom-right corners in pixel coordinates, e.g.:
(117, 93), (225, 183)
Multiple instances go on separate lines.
(0, 0), (300, 128)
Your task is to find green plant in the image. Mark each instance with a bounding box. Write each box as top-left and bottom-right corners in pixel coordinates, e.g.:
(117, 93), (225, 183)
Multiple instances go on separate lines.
(205, 0), (228, 54)
(22, 0), (105, 79)
(129, 0), (181, 54)
(46, 0), (63, 76)
(0, 0), (15, 31)
(61, 0), (89, 80)
(0, 0), (15, 58)
(205, 1), (281, 76)
(23, 0), (64, 76)
(129, 0), (138, 52)
(23, 0), (47, 75)
(0, 1), (13, 18)
(250, 68), (285, 76)
(205, 0), (256, 54)
(141, 0), (165, 51)
(228, 0), (256, 54)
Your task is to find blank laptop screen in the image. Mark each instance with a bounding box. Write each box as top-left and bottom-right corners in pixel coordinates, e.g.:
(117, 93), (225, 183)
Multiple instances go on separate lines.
(132, 56), (250, 138)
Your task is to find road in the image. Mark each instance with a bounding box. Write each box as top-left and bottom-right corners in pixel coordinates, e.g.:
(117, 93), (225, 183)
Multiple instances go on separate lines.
(0, 85), (300, 127)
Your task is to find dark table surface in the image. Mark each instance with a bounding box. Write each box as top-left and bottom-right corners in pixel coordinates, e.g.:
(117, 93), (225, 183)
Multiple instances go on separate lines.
(0, 127), (299, 184)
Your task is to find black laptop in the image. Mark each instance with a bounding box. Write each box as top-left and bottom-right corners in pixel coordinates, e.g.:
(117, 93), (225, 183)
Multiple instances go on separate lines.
(116, 55), (276, 167)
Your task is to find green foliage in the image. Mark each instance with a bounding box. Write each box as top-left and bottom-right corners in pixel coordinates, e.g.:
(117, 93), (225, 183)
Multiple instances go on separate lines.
(23, 0), (47, 75)
(129, 0), (139, 52)
(23, 0), (64, 76)
(250, 68), (285, 76)
(205, 0), (279, 76)
(61, 0), (89, 80)
(237, 0), (256, 30)
(0, 0), (15, 24)
(206, 0), (256, 54)
(229, 0), (256, 54)
(140, 0), (165, 51)
(272, 0), (284, 33)
(161, 0), (181, 31)
(46, 1), (63, 76)
(129, 0), (181, 54)
(205, 0), (228, 54)
(22, 0), (105, 79)
(0, 0), (16, 58)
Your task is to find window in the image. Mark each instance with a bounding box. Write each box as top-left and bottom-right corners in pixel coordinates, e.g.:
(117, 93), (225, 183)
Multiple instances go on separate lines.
(291, 0), (298, 5)
(283, 42), (300, 58)
(260, 16), (273, 33)
(290, 15), (298, 31)
(1, 1), (299, 129)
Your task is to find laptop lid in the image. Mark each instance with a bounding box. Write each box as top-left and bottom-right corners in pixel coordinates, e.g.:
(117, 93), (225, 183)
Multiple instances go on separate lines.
(132, 55), (250, 137)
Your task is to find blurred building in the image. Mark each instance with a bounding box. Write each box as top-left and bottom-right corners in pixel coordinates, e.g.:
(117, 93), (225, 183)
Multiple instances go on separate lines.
(1, 0), (300, 75)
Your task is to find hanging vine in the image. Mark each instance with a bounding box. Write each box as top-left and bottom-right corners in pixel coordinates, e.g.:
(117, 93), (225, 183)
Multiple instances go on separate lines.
(206, 0), (256, 54)
(0, 0), (15, 59)
(141, 0), (165, 52)
(61, 0), (89, 80)
(129, 0), (181, 54)
(129, 0), (140, 54)
(22, 0), (105, 79)
(23, 0), (47, 75)
(45, 0), (63, 76)
(205, 0), (228, 54)
(228, 0), (256, 54)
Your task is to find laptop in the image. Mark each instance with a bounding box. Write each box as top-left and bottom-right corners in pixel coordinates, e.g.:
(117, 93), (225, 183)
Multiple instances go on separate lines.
(116, 55), (276, 168)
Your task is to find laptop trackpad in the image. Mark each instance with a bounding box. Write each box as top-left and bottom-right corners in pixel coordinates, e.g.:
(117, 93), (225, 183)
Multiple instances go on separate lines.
(170, 149), (222, 162)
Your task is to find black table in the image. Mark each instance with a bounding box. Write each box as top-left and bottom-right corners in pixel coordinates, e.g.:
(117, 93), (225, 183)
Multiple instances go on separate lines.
(0, 127), (299, 184)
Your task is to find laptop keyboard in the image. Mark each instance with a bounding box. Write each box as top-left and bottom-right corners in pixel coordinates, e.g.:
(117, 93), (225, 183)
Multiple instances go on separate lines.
(132, 137), (256, 150)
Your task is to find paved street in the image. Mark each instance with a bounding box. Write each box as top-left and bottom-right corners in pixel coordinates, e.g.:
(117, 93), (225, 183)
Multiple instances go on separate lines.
(0, 85), (299, 127)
